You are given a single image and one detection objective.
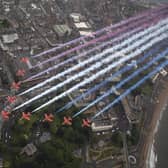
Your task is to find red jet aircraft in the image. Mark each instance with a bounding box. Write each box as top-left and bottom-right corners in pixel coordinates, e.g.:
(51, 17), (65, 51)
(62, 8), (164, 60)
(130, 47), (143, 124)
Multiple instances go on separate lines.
(1, 110), (10, 120)
(62, 116), (72, 126)
(7, 96), (16, 104)
(11, 82), (21, 90)
(16, 69), (26, 77)
(20, 112), (31, 121)
(20, 57), (29, 63)
(82, 119), (91, 127)
(43, 113), (54, 122)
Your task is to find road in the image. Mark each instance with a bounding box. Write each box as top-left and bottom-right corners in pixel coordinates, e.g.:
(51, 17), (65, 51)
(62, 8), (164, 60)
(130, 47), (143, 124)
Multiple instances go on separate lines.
(122, 132), (130, 168)
(1, 120), (12, 144)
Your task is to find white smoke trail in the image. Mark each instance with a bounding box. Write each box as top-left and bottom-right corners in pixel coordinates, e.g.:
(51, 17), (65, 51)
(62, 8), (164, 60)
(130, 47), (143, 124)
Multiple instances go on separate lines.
(93, 59), (168, 119)
(13, 19), (168, 111)
(32, 10), (167, 68)
(19, 18), (168, 96)
(73, 47), (168, 117)
(24, 9), (168, 82)
(27, 9), (168, 82)
(31, 5), (167, 58)
(32, 31), (168, 112)
(25, 27), (144, 81)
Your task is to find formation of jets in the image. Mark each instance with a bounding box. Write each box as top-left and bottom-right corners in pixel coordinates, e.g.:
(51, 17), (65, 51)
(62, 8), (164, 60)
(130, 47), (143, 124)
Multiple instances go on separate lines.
(2, 96), (91, 128)
(82, 119), (91, 127)
(62, 116), (72, 125)
(10, 57), (30, 91)
(1, 56), (91, 128)
(7, 96), (16, 104)
(20, 112), (31, 121)
(43, 113), (54, 122)
(20, 57), (29, 64)
(0, 109), (91, 127)
(1, 110), (10, 120)
(16, 69), (26, 77)
(11, 82), (21, 90)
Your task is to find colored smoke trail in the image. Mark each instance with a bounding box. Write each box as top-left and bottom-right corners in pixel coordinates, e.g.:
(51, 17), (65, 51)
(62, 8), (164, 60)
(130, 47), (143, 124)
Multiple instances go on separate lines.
(25, 30), (168, 112)
(24, 9), (168, 82)
(25, 27), (143, 81)
(31, 9), (168, 69)
(19, 18), (168, 97)
(73, 47), (168, 117)
(31, 5), (167, 59)
(30, 29), (168, 112)
(14, 21), (168, 111)
(92, 58), (168, 119)
(57, 41), (166, 114)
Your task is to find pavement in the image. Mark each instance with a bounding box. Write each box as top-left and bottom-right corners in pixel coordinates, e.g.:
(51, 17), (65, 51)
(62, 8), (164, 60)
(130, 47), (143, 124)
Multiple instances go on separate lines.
(122, 132), (130, 168)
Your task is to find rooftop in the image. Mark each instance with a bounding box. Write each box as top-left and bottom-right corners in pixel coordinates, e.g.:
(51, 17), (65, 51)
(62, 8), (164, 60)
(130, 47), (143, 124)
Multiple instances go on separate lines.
(2, 33), (19, 44)
(20, 143), (37, 156)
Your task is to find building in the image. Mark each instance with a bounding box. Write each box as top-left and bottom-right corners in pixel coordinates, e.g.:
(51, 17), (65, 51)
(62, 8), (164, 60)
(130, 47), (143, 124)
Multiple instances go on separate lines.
(70, 13), (81, 23)
(160, 68), (167, 77)
(74, 22), (91, 29)
(2, 33), (19, 44)
(39, 132), (51, 143)
(70, 12), (93, 36)
(79, 30), (93, 36)
(152, 73), (160, 83)
(91, 122), (113, 132)
(121, 96), (138, 123)
(74, 22), (93, 36)
(53, 24), (72, 38)
(20, 143), (37, 156)
(0, 158), (3, 168)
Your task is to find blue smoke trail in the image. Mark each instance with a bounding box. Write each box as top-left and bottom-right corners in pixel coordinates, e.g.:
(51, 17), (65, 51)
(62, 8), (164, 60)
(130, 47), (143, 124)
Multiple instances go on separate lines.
(57, 41), (166, 114)
(19, 18), (168, 97)
(31, 29), (168, 113)
(92, 59), (168, 119)
(13, 19), (168, 112)
(73, 47), (168, 118)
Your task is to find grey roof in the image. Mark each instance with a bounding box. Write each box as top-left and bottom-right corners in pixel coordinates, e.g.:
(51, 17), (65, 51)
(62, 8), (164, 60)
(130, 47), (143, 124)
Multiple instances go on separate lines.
(39, 132), (51, 143)
(2, 33), (19, 44)
(21, 143), (37, 156)
(53, 24), (71, 36)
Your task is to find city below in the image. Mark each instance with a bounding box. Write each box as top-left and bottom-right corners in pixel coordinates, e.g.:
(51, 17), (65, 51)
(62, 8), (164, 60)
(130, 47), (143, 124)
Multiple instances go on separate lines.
(0, 0), (168, 168)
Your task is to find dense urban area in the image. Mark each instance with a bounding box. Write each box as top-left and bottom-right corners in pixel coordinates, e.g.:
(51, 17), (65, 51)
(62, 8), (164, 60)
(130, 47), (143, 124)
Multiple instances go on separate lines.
(0, 0), (168, 168)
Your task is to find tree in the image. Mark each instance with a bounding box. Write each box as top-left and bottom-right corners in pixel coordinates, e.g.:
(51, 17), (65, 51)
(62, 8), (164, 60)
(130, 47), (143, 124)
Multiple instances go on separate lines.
(0, 19), (10, 28)
(111, 132), (123, 147)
